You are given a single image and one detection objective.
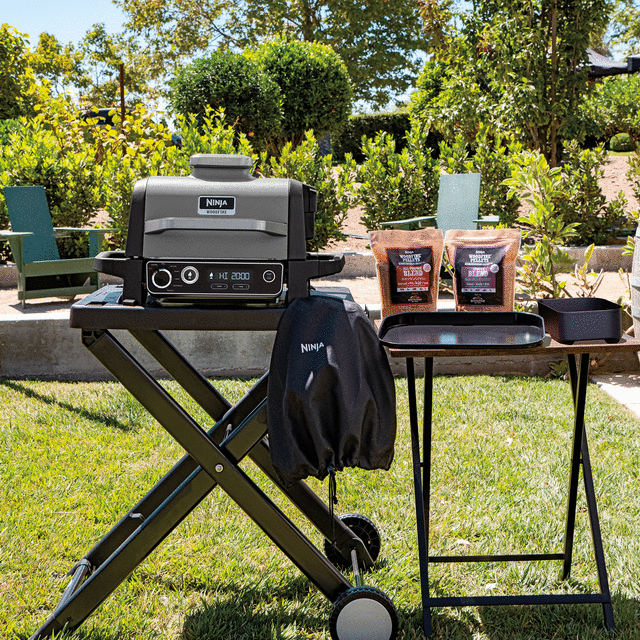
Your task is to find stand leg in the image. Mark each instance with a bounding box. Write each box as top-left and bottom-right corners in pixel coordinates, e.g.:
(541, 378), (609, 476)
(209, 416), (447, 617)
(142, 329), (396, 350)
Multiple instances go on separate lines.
(130, 329), (231, 420)
(31, 330), (352, 639)
(91, 332), (351, 595)
(31, 375), (272, 638)
(406, 357), (434, 637)
(130, 329), (376, 568)
(249, 440), (376, 569)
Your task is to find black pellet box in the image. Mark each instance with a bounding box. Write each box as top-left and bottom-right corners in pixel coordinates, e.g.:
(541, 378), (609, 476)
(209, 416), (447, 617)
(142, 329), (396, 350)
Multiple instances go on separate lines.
(536, 297), (622, 344)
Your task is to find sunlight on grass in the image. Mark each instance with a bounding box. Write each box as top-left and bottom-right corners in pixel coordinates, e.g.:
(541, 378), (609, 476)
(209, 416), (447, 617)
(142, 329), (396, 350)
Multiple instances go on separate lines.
(1, 376), (639, 639)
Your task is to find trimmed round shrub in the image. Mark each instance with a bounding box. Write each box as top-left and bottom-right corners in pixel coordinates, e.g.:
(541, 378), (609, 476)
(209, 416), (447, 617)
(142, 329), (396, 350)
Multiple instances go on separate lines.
(169, 51), (282, 151)
(250, 39), (352, 153)
(609, 132), (636, 152)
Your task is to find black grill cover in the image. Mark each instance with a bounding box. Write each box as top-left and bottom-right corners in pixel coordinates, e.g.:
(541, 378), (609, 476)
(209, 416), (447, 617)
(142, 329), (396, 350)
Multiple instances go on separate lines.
(267, 295), (396, 486)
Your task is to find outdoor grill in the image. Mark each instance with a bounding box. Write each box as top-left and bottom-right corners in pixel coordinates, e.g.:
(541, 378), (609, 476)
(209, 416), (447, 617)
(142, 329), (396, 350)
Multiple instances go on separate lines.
(94, 154), (344, 306)
(31, 157), (402, 640)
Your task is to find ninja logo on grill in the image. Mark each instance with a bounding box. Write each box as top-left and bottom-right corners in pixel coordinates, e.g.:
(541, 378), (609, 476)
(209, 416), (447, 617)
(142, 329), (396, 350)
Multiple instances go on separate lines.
(198, 195), (236, 215)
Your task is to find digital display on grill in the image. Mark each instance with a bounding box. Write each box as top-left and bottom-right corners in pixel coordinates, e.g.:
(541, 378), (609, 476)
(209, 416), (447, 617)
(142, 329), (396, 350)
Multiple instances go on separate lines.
(211, 270), (252, 281)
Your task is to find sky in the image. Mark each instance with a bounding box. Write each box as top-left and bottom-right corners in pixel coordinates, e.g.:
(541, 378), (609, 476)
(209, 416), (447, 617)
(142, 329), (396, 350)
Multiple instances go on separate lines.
(4, 0), (127, 47)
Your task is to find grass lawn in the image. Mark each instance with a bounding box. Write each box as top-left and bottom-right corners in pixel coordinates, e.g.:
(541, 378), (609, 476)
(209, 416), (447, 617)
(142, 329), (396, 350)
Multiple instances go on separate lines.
(1, 375), (639, 639)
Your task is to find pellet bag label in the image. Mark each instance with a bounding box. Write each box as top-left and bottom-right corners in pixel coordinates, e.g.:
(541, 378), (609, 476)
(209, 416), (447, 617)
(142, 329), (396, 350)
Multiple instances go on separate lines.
(454, 245), (506, 306)
(387, 247), (433, 304)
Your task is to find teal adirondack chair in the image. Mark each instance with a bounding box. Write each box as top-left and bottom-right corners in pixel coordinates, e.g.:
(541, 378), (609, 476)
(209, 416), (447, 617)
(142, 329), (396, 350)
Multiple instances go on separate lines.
(380, 173), (499, 232)
(0, 186), (116, 306)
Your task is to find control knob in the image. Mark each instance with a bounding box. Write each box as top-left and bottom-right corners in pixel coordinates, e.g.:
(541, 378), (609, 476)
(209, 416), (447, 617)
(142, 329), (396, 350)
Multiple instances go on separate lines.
(151, 268), (172, 289)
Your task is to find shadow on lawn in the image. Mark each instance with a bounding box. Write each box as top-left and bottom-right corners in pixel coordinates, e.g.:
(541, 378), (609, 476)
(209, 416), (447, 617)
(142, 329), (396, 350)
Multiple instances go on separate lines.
(408, 594), (640, 639)
(0, 379), (133, 431)
(177, 577), (477, 640)
(180, 576), (330, 639)
(18, 585), (639, 639)
(476, 594), (640, 639)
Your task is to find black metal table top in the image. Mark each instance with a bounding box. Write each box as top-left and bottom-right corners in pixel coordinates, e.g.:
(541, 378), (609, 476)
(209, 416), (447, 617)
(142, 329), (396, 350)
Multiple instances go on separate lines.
(389, 333), (640, 358)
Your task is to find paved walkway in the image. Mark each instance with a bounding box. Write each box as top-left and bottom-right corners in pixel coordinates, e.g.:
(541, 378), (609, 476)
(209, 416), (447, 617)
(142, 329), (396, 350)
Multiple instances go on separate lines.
(591, 373), (640, 418)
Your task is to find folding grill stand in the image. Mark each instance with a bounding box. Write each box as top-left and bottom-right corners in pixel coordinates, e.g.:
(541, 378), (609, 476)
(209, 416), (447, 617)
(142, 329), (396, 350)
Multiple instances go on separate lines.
(30, 285), (397, 640)
(392, 336), (640, 637)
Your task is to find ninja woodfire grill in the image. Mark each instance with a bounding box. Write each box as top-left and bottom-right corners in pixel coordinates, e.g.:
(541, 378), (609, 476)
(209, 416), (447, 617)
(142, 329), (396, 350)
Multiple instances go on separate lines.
(94, 153), (345, 307)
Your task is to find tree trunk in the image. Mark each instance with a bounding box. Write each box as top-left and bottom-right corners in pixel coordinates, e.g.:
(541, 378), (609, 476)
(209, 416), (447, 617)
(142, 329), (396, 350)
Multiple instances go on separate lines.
(549, 1), (558, 167)
(300, 0), (316, 41)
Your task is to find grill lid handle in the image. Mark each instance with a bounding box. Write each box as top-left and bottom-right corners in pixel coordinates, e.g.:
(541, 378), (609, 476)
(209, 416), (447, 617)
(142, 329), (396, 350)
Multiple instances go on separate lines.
(144, 217), (287, 236)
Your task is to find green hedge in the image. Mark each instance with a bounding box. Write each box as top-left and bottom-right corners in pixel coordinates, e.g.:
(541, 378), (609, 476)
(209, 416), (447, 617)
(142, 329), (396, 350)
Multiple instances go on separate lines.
(609, 132), (636, 152)
(332, 112), (441, 163)
(249, 39), (352, 156)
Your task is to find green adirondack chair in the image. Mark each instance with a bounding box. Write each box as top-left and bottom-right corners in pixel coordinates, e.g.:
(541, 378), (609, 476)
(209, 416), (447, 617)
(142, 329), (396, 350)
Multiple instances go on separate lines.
(0, 186), (116, 306)
(380, 173), (500, 232)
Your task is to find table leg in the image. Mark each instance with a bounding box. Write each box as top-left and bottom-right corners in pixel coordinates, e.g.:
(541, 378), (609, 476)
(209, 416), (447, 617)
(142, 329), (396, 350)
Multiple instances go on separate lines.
(422, 357), (434, 636)
(562, 353), (614, 630)
(406, 357), (434, 637)
(581, 424), (615, 629)
(562, 353), (589, 580)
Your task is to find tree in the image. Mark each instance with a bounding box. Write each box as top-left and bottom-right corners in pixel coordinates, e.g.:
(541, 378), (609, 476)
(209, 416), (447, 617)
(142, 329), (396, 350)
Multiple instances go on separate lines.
(608, 0), (640, 54)
(29, 33), (87, 97)
(77, 23), (156, 107)
(115, 0), (425, 107)
(414, 0), (612, 167)
(0, 24), (39, 120)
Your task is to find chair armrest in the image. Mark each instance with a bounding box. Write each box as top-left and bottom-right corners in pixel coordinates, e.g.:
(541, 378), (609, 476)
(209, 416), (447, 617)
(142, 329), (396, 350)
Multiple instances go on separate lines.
(474, 216), (501, 228)
(0, 230), (33, 238)
(380, 216), (436, 230)
(54, 227), (118, 234)
(0, 231), (30, 270)
(53, 227), (118, 256)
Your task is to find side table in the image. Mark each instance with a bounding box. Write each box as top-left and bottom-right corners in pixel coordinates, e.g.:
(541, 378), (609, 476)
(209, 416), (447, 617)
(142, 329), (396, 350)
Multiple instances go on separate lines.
(389, 335), (640, 637)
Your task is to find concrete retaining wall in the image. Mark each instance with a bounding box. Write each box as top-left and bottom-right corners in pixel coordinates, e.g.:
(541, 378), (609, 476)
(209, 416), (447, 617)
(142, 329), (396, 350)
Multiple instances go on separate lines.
(0, 314), (278, 380)
(1, 312), (637, 380)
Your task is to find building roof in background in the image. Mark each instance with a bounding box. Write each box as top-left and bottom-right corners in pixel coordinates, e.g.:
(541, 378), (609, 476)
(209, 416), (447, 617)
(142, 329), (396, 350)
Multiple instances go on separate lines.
(588, 49), (640, 77)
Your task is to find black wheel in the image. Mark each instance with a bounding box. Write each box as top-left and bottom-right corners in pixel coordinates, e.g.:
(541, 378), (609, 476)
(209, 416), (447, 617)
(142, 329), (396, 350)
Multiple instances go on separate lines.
(324, 513), (381, 570)
(329, 586), (398, 640)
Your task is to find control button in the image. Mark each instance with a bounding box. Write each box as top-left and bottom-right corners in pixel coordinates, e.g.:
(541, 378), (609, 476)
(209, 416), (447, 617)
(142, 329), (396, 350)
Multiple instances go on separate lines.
(151, 268), (172, 289)
(181, 266), (199, 284)
(233, 284), (250, 291)
(263, 269), (276, 283)
(210, 283), (228, 290)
